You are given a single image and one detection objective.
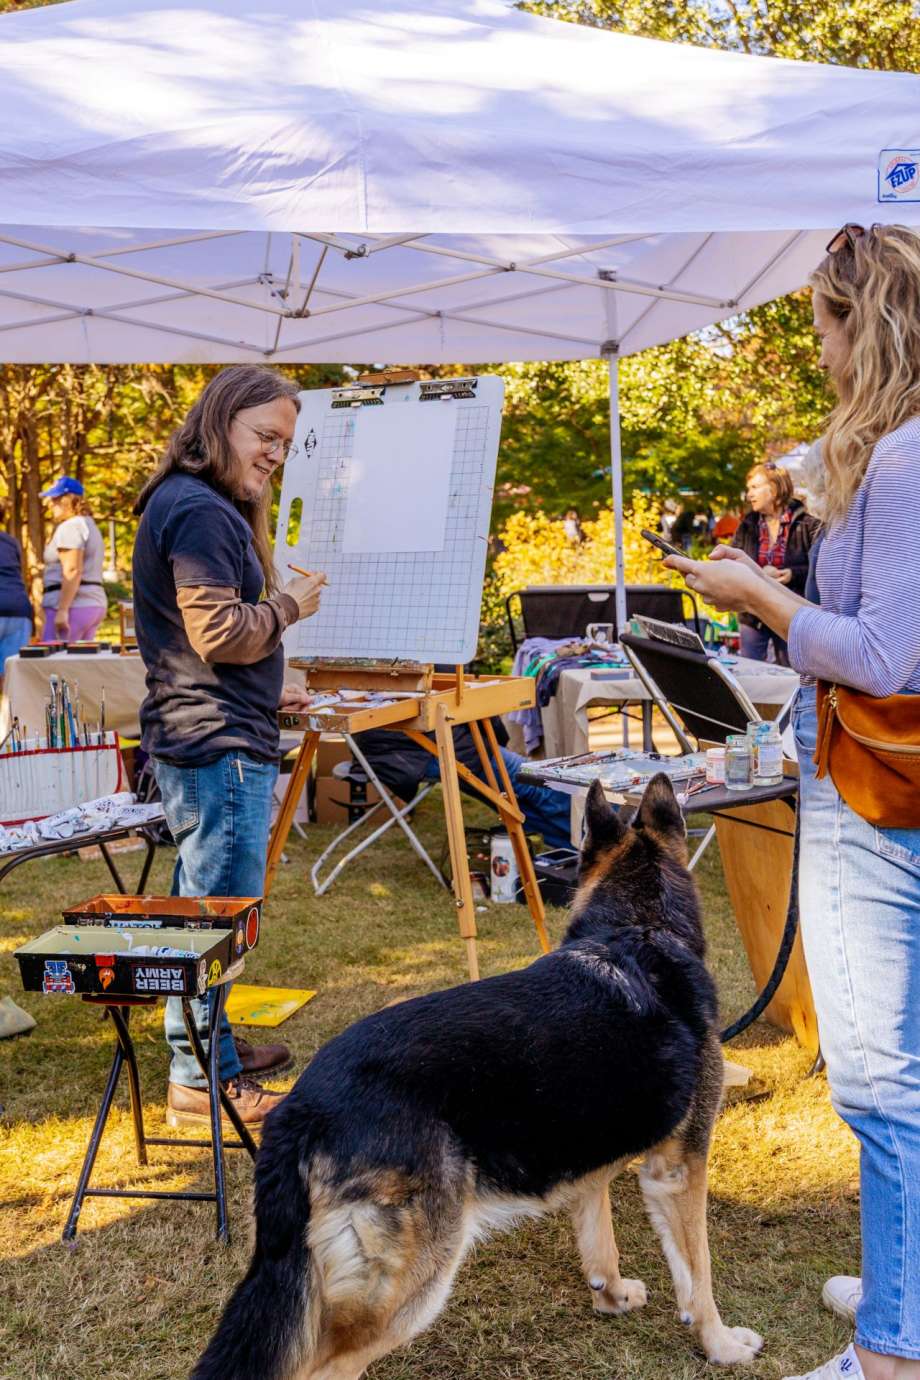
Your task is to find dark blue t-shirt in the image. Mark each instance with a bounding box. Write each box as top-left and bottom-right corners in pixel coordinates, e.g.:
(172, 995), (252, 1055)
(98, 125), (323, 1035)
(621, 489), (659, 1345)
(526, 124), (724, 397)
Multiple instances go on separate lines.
(133, 473), (283, 766)
(0, 532), (33, 622)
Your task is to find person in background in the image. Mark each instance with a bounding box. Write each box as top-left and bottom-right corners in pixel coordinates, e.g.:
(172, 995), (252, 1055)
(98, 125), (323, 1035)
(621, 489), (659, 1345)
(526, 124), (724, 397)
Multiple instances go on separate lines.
(133, 363), (324, 1130)
(40, 477), (107, 642)
(732, 462), (818, 664)
(562, 508), (585, 544)
(0, 505), (33, 683)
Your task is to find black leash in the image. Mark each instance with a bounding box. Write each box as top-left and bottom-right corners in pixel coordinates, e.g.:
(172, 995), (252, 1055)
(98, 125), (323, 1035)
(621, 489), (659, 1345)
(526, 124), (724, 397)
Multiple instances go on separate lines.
(720, 800), (800, 1044)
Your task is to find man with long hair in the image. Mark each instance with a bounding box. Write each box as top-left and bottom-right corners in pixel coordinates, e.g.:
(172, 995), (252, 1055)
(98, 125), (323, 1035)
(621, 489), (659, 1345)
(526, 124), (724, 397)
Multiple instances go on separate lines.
(133, 365), (325, 1127)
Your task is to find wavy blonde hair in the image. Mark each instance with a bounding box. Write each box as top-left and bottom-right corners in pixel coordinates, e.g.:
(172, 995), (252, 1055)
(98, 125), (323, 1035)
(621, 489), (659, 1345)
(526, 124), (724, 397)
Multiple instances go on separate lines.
(810, 224), (920, 525)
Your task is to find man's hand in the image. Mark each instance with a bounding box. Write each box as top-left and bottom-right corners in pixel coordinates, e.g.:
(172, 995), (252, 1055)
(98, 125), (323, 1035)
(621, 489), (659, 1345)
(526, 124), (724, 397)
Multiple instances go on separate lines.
(283, 571), (326, 620)
(54, 608), (70, 637)
(278, 682), (313, 713)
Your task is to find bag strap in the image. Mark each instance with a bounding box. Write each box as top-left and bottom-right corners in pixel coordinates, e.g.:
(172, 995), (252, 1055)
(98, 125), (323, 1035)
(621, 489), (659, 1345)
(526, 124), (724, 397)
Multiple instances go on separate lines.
(813, 681), (836, 780)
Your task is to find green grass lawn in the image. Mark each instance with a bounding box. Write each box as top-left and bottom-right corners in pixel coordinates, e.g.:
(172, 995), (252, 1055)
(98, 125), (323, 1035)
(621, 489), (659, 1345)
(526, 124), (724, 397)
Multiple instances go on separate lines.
(0, 797), (858, 1380)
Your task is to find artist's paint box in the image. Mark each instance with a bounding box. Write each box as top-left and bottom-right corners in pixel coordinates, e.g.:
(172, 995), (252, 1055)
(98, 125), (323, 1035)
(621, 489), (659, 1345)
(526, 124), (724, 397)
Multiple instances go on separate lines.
(16, 925), (240, 998)
(15, 895), (262, 998)
(61, 893), (261, 948)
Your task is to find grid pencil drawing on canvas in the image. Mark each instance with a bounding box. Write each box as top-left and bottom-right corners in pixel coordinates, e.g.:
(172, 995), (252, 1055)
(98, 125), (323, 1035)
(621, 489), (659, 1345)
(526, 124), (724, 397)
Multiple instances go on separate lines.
(275, 377), (504, 666)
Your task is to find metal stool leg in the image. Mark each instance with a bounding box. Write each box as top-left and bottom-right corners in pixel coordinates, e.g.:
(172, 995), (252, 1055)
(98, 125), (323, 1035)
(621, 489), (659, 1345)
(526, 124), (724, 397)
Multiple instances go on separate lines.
(109, 1007), (147, 1167)
(208, 985), (229, 1243)
(180, 998), (257, 1160)
(62, 1023), (126, 1241)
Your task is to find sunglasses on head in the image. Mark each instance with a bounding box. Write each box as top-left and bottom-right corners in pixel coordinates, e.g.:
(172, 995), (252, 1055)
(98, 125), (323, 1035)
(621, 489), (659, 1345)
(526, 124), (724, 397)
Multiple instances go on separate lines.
(825, 222), (884, 256)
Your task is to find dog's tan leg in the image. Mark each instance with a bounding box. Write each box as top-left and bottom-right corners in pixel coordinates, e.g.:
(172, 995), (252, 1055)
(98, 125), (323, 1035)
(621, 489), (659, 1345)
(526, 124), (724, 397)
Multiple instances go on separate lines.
(639, 1143), (763, 1366)
(569, 1174), (647, 1316)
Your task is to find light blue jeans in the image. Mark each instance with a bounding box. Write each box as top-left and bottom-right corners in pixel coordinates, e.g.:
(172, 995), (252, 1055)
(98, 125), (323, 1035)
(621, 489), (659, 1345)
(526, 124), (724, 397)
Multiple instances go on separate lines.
(794, 684), (920, 1359)
(154, 751), (279, 1089)
(0, 615), (32, 674)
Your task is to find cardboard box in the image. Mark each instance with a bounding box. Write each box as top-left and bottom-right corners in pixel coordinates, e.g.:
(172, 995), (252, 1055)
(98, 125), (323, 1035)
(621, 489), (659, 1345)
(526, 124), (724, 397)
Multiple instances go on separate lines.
(315, 733), (352, 778)
(313, 775), (404, 826)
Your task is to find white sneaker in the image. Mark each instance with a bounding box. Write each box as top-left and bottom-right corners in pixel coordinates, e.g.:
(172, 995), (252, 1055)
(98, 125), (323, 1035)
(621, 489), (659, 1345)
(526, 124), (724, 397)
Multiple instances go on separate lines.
(783, 1343), (865, 1379)
(822, 1276), (863, 1325)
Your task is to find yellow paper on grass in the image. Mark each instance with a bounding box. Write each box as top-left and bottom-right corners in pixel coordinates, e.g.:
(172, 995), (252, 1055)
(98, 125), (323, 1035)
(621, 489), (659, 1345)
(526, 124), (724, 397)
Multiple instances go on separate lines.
(225, 984), (316, 1027)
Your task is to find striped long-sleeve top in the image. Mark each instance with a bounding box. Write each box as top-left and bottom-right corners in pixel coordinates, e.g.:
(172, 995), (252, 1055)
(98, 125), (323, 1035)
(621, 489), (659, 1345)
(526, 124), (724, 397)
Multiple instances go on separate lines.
(788, 416), (920, 696)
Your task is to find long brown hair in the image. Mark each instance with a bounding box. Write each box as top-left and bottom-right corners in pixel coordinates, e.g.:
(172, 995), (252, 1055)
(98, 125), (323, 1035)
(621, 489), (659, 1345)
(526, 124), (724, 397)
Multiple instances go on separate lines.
(135, 365), (300, 592)
(810, 224), (920, 524)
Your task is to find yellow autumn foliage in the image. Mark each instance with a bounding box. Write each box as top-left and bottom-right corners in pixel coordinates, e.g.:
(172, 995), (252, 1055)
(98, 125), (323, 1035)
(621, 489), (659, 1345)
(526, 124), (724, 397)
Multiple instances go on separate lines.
(490, 495), (682, 598)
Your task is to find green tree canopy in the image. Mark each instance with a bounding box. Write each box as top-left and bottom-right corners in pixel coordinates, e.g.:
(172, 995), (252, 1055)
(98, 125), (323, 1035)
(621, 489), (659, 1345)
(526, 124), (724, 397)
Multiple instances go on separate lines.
(492, 0), (920, 519)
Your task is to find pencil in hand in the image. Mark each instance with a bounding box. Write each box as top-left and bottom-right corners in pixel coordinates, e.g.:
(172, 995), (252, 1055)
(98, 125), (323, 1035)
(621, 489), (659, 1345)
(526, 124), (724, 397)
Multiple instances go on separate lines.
(287, 563), (328, 586)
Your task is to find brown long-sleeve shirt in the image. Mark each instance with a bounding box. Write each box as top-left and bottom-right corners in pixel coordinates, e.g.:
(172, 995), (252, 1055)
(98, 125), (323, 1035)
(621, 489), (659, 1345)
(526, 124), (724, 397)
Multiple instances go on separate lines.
(176, 585), (299, 665)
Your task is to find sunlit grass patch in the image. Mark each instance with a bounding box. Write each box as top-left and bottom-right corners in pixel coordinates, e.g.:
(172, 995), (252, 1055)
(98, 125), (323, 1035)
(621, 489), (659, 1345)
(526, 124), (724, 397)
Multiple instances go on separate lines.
(0, 795), (857, 1379)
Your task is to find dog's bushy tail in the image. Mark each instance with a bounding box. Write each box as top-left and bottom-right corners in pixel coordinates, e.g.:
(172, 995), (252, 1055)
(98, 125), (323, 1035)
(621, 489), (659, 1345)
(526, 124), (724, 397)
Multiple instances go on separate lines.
(191, 1115), (315, 1380)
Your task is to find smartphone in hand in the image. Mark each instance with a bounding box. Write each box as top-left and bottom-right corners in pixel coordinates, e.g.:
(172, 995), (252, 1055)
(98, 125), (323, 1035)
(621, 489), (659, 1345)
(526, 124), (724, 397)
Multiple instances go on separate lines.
(639, 527), (685, 560)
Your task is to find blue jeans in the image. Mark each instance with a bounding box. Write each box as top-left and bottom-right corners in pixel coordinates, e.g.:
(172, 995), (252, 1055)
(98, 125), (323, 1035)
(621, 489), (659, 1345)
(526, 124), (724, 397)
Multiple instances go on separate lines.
(423, 745), (572, 851)
(739, 621), (790, 666)
(794, 685), (920, 1358)
(154, 752), (279, 1089)
(0, 615), (32, 674)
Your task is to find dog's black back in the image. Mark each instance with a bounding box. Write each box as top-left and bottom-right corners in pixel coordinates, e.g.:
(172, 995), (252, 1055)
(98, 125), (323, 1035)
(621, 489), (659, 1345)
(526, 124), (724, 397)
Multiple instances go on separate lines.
(193, 774), (728, 1380)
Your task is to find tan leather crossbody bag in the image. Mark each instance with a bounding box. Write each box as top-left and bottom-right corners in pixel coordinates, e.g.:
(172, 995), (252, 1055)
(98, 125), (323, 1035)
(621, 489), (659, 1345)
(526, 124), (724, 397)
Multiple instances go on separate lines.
(815, 680), (920, 827)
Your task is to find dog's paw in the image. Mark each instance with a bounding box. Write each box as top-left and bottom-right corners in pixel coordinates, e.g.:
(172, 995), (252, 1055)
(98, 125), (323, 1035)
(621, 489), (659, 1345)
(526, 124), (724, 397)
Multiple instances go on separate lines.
(703, 1324), (764, 1366)
(589, 1276), (648, 1315)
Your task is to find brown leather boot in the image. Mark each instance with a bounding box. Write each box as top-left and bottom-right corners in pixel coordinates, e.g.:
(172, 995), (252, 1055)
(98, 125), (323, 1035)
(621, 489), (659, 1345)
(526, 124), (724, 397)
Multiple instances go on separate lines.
(233, 1035), (292, 1075)
(166, 1076), (287, 1128)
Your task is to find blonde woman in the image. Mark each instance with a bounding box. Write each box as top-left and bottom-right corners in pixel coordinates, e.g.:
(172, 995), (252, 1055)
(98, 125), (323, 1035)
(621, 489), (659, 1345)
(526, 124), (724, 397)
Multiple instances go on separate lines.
(665, 224), (920, 1380)
(40, 477), (107, 640)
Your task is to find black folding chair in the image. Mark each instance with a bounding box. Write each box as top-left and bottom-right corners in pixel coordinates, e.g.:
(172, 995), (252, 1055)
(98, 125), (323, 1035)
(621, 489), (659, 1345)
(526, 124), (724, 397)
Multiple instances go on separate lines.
(618, 632), (762, 752)
(506, 583), (700, 651)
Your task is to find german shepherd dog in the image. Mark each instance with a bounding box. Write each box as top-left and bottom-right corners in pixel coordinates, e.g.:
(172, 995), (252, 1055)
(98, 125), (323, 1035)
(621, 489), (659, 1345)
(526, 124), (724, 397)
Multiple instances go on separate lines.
(193, 775), (763, 1379)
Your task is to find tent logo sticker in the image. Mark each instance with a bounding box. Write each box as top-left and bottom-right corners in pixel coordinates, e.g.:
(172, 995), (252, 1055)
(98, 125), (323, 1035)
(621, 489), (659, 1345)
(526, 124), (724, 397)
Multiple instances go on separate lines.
(878, 149), (920, 201)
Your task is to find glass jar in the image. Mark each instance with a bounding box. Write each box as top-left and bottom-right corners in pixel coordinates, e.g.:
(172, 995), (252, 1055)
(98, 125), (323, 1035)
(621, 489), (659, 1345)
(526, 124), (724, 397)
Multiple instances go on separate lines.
(725, 734), (753, 791)
(749, 720), (783, 786)
(705, 746), (726, 786)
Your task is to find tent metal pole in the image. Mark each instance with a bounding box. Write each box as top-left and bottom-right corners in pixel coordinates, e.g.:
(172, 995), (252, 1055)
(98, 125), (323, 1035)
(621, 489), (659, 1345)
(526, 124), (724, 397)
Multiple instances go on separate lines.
(608, 355), (628, 638)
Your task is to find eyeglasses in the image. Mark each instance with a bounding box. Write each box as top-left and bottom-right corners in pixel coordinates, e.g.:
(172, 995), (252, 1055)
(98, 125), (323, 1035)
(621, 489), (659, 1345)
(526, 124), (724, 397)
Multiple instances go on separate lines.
(236, 419), (299, 461)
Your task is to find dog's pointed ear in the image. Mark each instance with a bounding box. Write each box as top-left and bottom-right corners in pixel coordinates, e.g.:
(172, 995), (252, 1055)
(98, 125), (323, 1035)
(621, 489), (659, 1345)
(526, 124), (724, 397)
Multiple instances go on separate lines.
(636, 772), (685, 842)
(583, 778), (628, 851)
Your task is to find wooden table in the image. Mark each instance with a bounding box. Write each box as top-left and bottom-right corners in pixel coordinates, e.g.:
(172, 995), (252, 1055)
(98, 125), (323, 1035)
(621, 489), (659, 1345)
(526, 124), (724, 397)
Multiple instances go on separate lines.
(697, 781), (816, 1054)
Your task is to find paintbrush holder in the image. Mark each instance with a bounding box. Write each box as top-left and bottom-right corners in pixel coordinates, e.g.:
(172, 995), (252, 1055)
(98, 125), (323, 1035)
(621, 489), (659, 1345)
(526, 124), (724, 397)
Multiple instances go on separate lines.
(0, 734), (124, 824)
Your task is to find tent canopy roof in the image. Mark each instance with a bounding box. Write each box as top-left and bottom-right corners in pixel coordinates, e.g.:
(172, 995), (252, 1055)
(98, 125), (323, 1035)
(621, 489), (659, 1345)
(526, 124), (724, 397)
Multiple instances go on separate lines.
(1, 0), (919, 363)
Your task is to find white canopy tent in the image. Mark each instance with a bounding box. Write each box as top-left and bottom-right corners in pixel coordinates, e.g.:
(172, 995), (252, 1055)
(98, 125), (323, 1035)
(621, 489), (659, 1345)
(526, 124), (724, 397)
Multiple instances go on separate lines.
(2, 0), (920, 626)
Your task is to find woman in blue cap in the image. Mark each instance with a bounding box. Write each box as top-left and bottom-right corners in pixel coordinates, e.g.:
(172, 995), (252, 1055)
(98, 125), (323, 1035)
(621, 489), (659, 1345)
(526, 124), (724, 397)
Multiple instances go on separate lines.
(40, 477), (107, 641)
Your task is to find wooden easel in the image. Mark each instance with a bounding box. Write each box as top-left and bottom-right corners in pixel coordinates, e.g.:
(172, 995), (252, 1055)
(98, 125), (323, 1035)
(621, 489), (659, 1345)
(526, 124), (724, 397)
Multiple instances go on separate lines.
(266, 662), (550, 980)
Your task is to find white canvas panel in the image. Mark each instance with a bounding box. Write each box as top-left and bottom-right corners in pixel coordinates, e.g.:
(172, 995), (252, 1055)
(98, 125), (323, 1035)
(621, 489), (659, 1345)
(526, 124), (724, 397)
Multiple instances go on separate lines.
(341, 403), (455, 555)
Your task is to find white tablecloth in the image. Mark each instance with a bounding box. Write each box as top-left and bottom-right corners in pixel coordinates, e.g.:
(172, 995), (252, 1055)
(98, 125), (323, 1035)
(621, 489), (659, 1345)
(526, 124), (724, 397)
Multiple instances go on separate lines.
(1, 651), (310, 741)
(1, 651), (148, 739)
(524, 656), (800, 758)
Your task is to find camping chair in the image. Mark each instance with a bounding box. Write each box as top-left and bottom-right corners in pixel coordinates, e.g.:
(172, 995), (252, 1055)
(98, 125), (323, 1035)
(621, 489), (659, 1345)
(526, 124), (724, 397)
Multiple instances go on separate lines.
(618, 631), (798, 868)
(309, 734), (445, 897)
(505, 583), (701, 651)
